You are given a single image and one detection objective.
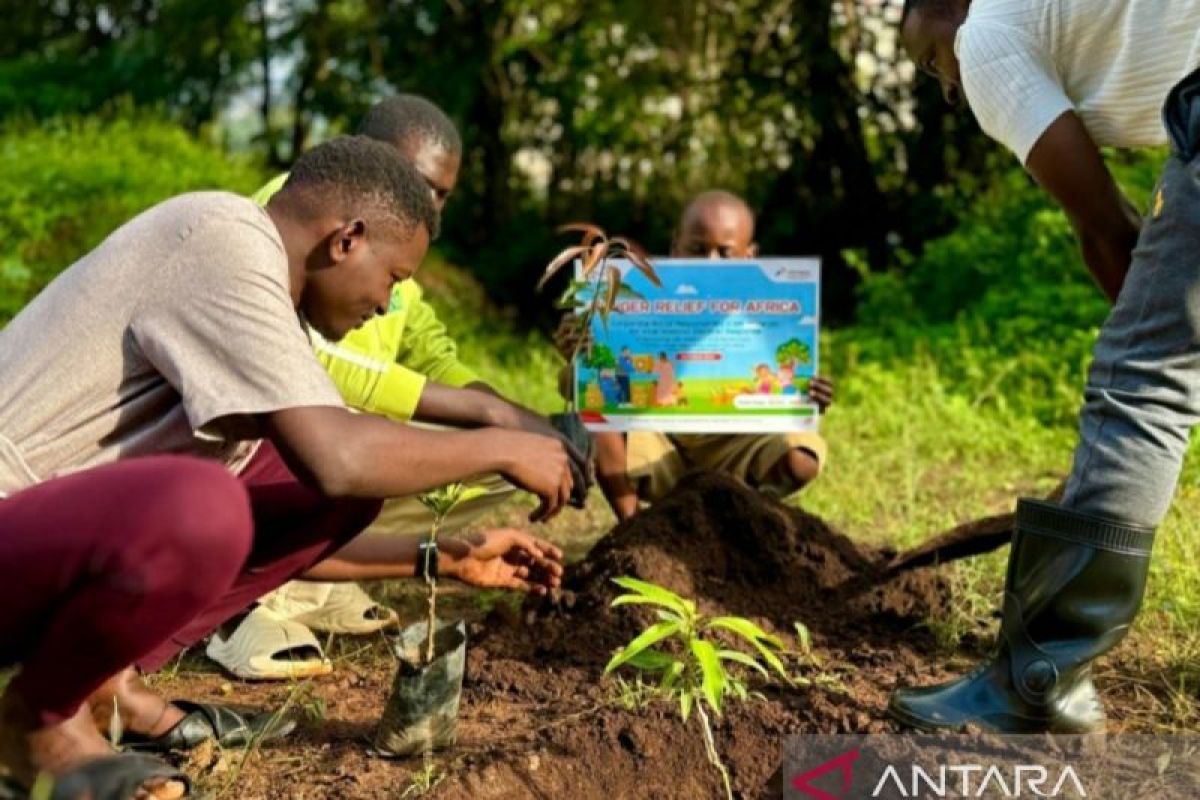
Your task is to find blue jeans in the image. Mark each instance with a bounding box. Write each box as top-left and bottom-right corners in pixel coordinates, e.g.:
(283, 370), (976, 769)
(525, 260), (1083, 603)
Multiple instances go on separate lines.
(1062, 67), (1200, 527)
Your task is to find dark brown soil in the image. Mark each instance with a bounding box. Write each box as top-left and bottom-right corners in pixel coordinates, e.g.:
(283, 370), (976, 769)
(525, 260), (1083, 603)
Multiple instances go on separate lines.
(433, 472), (956, 799)
(159, 473), (1181, 800)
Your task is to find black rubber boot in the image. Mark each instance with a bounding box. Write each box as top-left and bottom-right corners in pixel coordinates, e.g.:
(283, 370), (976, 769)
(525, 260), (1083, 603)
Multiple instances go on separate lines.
(888, 498), (1156, 733)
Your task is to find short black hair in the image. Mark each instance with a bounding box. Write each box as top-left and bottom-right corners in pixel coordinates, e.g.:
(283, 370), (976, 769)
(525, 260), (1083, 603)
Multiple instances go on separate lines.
(285, 135), (439, 240)
(357, 95), (462, 155)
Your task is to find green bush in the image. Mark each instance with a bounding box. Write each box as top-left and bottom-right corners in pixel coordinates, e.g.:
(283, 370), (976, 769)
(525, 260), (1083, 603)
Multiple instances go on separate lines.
(0, 113), (265, 323)
(839, 150), (1168, 427)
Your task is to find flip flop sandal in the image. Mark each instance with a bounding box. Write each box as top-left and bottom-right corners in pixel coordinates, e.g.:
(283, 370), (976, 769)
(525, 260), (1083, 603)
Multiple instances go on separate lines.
(259, 582), (333, 621)
(289, 583), (399, 636)
(205, 605), (332, 681)
(123, 700), (296, 754)
(0, 753), (190, 800)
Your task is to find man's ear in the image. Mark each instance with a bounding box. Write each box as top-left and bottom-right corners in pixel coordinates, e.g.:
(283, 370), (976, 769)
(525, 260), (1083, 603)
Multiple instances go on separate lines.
(328, 219), (367, 264)
(747, 242), (759, 258)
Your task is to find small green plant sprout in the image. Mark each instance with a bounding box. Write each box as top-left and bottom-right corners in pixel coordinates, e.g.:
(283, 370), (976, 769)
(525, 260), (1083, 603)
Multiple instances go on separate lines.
(793, 621), (812, 655)
(417, 482), (488, 663)
(400, 761), (445, 798)
(602, 577), (789, 800)
(538, 223), (661, 409)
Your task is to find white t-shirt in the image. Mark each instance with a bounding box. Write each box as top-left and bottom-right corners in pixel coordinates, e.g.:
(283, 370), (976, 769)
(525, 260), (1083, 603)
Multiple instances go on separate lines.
(0, 192), (345, 498)
(956, 0), (1200, 163)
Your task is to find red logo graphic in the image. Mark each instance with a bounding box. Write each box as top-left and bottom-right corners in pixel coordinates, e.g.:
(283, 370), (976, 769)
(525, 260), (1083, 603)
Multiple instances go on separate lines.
(792, 748), (860, 800)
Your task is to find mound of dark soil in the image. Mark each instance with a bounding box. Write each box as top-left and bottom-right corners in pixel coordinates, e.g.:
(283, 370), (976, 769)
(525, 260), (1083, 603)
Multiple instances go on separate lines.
(477, 471), (956, 673)
(436, 472), (970, 799)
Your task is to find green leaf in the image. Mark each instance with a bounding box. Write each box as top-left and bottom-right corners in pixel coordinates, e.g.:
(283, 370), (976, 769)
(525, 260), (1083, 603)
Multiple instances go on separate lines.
(793, 622), (812, 654)
(690, 638), (725, 715)
(716, 648), (768, 677)
(419, 483), (489, 518)
(28, 773), (54, 800)
(454, 486), (490, 507)
(705, 616), (778, 646)
(661, 660), (684, 694)
(706, 617), (789, 680)
(555, 279), (591, 308)
(604, 620), (682, 674)
(610, 594), (684, 617)
(625, 648), (678, 672)
(108, 696), (122, 747)
(610, 577), (692, 617)
(680, 689), (694, 722)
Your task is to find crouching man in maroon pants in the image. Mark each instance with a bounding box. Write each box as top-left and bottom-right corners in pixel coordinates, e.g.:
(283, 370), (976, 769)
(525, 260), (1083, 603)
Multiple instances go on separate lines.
(0, 136), (575, 799)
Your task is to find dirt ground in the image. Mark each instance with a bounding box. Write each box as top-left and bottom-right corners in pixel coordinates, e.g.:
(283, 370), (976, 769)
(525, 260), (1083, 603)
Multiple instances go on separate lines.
(157, 473), (1195, 800)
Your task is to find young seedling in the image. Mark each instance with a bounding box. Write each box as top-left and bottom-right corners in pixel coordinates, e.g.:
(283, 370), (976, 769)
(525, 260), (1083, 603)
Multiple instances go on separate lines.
(400, 761), (445, 798)
(538, 223), (661, 411)
(603, 577), (789, 800)
(417, 482), (488, 663)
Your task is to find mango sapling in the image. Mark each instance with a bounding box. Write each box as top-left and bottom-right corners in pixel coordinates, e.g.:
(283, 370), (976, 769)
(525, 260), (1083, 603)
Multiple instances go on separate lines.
(416, 483), (487, 662)
(374, 483), (486, 758)
(603, 577), (789, 800)
(540, 224), (660, 502)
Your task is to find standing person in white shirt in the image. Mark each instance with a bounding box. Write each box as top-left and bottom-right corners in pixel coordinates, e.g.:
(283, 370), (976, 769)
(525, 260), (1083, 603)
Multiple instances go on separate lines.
(890, 0), (1200, 733)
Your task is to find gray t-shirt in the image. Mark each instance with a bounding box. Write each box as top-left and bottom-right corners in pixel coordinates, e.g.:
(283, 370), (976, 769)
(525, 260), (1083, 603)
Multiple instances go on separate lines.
(0, 192), (344, 498)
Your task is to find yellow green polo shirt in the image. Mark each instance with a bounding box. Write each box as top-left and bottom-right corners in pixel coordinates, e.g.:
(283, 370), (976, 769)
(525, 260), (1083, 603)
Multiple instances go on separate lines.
(253, 173), (479, 421)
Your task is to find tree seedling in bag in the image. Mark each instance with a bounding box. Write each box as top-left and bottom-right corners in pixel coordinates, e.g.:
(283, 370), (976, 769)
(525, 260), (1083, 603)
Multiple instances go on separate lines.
(602, 577), (790, 800)
(375, 483), (486, 758)
(415, 483), (488, 663)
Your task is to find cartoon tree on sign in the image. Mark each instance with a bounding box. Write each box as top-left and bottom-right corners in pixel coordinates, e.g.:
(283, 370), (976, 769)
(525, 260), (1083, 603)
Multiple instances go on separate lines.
(582, 343), (617, 372)
(775, 338), (811, 368)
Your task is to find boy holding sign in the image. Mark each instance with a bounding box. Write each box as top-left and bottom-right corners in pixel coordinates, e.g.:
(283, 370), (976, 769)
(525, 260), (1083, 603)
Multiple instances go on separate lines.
(557, 191), (834, 521)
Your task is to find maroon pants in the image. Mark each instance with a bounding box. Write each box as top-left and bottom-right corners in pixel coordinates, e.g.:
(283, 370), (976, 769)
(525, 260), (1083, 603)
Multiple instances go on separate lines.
(0, 442), (379, 726)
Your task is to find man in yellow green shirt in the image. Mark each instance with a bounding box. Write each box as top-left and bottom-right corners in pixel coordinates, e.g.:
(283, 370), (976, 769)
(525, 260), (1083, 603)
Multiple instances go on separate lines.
(208, 95), (588, 680)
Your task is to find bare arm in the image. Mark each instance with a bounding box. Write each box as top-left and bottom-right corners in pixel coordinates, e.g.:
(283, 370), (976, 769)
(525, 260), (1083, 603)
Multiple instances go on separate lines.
(306, 528), (565, 594)
(1024, 111), (1142, 302)
(595, 431), (639, 522)
(414, 381), (591, 491)
(412, 381), (508, 428)
(263, 405), (573, 520)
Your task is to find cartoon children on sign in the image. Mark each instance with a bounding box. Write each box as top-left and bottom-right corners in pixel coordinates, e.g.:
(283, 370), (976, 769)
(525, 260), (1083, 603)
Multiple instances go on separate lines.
(754, 363), (775, 394)
(653, 352), (678, 406)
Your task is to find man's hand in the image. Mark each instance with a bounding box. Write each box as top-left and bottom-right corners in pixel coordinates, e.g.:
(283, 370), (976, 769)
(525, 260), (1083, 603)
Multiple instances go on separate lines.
(486, 429), (575, 522)
(414, 383), (593, 498)
(443, 529), (565, 595)
(809, 376), (834, 412)
(505, 405), (593, 497)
